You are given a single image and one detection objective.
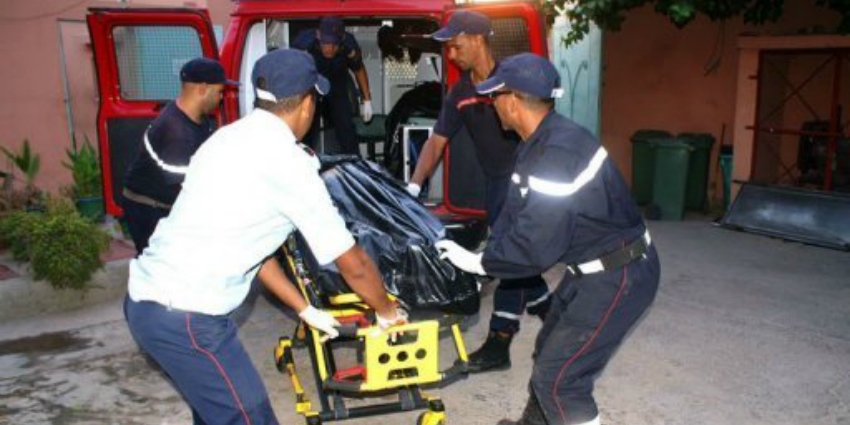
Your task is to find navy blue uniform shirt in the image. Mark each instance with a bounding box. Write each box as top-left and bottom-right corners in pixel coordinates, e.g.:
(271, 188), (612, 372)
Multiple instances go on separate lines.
(124, 101), (215, 205)
(434, 69), (519, 179)
(482, 111), (646, 279)
(291, 30), (364, 83)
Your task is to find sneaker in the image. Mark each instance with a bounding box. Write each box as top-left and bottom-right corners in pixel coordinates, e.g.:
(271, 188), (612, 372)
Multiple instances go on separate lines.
(466, 331), (513, 373)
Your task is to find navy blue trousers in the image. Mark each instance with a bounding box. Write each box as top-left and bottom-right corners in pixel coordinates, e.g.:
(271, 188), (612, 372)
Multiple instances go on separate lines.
(122, 198), (169, 255)
(485, 175), (551, 333)
(530, 245), (660, 424)
(125, 297), (279, 425)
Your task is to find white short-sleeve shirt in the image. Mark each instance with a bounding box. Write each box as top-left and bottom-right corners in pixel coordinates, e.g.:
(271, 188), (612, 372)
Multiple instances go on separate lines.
(128, 109), (355, 315)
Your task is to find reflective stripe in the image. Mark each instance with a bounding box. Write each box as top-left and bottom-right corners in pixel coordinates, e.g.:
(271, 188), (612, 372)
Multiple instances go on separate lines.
(527, 147), (608, 197)
(525, 292), (551, 308)
(493, 311), (521, 321)
(478, 81), (506, 94)
(511, 173), (521, 184)
(144, 131), (189, 175)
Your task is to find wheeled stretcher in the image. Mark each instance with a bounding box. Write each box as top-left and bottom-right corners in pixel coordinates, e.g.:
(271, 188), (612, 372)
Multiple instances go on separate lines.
(273, 235), (470, 425)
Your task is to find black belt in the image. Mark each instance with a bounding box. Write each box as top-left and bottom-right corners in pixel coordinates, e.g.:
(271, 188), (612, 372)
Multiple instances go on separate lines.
(566, 230), (651, 276)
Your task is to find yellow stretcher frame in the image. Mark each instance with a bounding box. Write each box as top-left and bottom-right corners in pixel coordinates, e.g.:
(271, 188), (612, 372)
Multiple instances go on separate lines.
(273, 236), (470, 425)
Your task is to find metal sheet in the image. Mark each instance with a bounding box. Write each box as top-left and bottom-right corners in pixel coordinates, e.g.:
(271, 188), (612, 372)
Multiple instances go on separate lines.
(719, 183), (850, 250)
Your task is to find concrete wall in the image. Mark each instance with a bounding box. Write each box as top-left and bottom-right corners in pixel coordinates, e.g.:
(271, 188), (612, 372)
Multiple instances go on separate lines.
(600, 1), (841, 207)
(0, 0), (215, 195)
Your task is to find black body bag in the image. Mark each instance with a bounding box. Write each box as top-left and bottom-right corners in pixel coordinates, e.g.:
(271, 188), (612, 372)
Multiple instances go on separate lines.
(294, 156), (479, 316)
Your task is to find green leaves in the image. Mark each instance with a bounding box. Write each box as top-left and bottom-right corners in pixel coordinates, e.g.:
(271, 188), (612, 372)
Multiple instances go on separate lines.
(547, 0), (847, 46)
(63, 134), (102, 199)
(0, 199), (110, 290)
(1, 139), (40, 187)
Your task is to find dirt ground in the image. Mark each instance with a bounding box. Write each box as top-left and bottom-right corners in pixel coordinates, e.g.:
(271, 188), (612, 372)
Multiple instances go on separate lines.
(1, 219), (849, 425)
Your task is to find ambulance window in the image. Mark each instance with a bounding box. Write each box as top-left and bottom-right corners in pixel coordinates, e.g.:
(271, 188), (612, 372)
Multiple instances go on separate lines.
(489, 17), (530, 60)
(111, 26), (202, 101)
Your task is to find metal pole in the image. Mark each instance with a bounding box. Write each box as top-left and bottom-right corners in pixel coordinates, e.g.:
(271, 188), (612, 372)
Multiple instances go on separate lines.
(57, 19), (78, 146)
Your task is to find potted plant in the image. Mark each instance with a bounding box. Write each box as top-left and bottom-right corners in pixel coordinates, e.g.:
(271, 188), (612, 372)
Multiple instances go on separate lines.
(63, 134), (104, 221)
(1, 138), (43, 211)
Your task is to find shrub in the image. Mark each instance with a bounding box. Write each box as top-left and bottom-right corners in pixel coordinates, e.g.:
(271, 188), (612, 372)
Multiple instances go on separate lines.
(1, 139), (44, 212)
(0, 210), (40, 261)
(0, 199), (110, 290)
(62, 134), (102, 199)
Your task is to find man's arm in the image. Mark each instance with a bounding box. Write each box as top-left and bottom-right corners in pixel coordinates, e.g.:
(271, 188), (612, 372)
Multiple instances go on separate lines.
(257, 256), (308, 312)
(335, 245), (396, 318)
(410, 133), (449, 187)
(353, 67), (371, 102)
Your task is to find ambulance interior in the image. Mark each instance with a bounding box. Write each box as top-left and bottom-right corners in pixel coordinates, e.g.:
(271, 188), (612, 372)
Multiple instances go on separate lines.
(236, 16), (532, 206)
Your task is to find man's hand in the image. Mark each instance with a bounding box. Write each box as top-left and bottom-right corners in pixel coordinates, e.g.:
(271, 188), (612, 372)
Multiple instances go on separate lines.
(374, 306), (409, 342)
(299, 305), (341, 340)
(360, 100), (373, 123)
(406, 182), (421, 198)
(435, 240), (486, 275)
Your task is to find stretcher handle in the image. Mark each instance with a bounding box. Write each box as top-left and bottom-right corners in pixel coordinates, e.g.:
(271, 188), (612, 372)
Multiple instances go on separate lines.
(336, 322), (360, 338)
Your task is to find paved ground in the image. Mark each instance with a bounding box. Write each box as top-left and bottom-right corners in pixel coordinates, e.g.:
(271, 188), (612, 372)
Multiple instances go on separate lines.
(0, 218), (848, 425)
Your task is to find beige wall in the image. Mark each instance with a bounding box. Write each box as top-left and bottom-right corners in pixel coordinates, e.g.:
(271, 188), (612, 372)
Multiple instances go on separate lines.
(0, 0), (218, 194)
(600, 1), (841, 207)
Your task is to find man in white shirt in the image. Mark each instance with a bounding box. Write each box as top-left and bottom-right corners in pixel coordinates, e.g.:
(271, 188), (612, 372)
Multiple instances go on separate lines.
(124, 49), (406, 425)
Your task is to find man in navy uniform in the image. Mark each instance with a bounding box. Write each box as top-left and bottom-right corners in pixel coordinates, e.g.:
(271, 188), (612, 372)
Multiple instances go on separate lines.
(408, 10), (551, 374)
(124, 49), (407, 425)
(123, 57), (236, 254)
(292, 17), (373, 156)
(437, 53), (660, 425)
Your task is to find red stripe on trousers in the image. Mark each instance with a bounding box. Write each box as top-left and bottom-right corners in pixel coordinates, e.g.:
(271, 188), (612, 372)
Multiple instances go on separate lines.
(186, 313), (253, 425)
(551, 266), (628, 424)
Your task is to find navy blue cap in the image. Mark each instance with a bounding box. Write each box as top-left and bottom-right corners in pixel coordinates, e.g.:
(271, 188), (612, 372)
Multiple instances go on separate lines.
(252, 49), (330, 102)
(431, 10), (492, 41)
(476, 53), (563, 99)
(319, 17), (345, 45)
(180, 57), (238, 86)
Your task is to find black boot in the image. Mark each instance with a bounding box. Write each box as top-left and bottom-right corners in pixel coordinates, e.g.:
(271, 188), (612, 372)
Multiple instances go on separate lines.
(466, 331), (513, 373)
(496, 392), (548, 425)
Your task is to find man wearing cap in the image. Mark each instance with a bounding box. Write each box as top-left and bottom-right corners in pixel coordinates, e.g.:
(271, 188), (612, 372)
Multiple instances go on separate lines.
(124, 49), (407, 425)
(122, 57), (236, 254)
(292, 17), (373, 156)
(408, 10), (551, 373)
(436, 53), (660, 425)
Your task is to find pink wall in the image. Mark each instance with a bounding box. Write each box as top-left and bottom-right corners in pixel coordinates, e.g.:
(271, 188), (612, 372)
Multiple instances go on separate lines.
(0, 0), (215, 195)
(600, 1), (841, 207)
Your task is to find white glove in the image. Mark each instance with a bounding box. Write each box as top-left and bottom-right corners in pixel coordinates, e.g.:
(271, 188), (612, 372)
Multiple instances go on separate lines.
(374, 306), (409, 343)
(376, 306), (409, 331)
(406, 182), (421, 198)
(299, 305), (341, 340)
(360, 100), (373, 122)
(435, 240), (486, 275)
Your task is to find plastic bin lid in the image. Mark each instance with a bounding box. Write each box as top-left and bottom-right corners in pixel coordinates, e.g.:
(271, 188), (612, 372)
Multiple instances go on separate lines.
(676, 132), (716, 149)
(651, 139), (694, 150)
(631, 129), (672, 142)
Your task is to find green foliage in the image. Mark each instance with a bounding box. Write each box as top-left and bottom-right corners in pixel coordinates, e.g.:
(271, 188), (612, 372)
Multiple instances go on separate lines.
(0, 210), (40, 261)
(1, 138), (40, 188)
(63, 134), (102, 199)
(0, 199), (110, 290)
(543, 0), (850, 46)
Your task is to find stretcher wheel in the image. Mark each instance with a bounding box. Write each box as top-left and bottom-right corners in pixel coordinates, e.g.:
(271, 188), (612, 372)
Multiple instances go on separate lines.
(416, 411), (445, 425)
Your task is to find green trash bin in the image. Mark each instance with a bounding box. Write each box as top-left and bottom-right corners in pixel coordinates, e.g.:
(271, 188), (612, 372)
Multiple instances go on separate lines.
(677, 132), (715, 211)
(651, 139), (692, 220)
(719, 145), (734, 210)
(631, 129), (672, 205)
